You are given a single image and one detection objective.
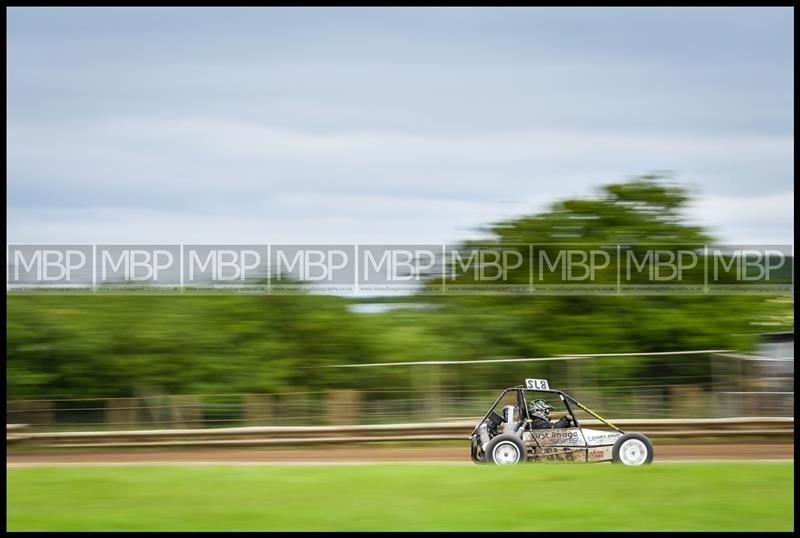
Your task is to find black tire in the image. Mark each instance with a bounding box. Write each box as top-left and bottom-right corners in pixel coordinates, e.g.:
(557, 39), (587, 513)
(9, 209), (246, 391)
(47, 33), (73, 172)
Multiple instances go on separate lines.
(470, 435), (487, 464)
(485, 434), (527, 465)
(612, 433), (654, 466)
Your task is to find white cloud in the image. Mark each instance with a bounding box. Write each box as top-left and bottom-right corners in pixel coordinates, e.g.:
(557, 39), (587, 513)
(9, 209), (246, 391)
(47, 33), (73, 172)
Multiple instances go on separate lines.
(687, 192), (794, 244)
(7, 115), (793, 244)
(6, 193), (519, 244)
(6, 9), (794, 247)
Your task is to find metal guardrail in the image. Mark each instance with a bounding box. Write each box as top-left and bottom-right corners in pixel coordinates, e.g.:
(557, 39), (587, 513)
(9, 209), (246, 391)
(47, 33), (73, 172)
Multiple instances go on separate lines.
(7, 417), (794, 449)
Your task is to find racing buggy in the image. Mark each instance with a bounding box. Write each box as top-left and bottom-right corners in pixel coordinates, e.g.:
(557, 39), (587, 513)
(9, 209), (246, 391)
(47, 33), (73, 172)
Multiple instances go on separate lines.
(470, 379), (654, 466)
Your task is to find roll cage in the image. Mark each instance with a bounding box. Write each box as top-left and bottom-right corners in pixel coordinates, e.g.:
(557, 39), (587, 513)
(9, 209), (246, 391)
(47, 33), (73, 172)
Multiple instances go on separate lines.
(470, 386), (624, 437)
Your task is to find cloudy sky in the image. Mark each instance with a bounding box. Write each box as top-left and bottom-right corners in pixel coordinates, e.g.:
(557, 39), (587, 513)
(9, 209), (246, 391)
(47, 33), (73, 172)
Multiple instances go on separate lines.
(7, 7), (794, 246)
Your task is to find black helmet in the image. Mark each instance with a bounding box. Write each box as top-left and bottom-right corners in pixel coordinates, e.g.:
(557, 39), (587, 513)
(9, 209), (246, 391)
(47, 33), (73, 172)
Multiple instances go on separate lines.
(528, 399), (552, 420)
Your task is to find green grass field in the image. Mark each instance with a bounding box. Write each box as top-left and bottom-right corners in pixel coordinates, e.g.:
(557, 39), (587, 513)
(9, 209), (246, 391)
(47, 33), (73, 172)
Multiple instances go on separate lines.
(7, 463), (794, 531)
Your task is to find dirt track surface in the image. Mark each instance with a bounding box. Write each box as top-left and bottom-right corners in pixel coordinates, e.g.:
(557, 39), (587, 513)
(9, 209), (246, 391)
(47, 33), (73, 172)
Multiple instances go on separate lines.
(7, 443), (794, 464)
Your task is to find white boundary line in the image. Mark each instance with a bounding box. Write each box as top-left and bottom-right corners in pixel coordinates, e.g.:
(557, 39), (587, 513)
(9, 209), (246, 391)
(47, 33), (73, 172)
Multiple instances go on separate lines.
(326, 349), (735, 368)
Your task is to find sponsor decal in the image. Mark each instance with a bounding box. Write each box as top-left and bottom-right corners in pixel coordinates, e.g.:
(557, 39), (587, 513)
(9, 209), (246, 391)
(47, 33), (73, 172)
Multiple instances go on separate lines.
(588, 447), (613, 461)
(533, 428), (584, 446)
(585, 432), (623, 446)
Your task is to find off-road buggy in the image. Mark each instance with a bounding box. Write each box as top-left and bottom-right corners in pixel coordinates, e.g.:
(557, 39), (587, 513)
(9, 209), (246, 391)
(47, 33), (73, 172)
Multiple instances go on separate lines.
(470, 379), (654, 465)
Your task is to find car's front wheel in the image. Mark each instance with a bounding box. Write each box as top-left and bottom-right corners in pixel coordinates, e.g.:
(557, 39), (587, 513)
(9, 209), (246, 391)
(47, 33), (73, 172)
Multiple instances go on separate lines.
(485, 434), (527, 465)
(611, 433), (654, 466)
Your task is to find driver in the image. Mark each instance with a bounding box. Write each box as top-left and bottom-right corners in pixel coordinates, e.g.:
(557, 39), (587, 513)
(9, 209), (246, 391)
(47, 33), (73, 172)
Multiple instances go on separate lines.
(528, 399), (572, 429)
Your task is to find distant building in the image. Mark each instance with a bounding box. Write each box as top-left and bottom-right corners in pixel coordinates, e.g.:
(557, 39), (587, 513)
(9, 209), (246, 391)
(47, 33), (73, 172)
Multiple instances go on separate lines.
(749, 331), (793, 415)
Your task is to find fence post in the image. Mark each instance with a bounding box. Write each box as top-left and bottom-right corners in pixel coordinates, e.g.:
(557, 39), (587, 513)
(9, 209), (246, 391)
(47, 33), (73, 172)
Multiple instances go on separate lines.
(169, 395), (202, 429)
(106, 398), (139, 430)
(668, 385), (705, 418)
(426, 364), (442, 417)
(326, 389), (359, 425)
(243, 394), (273, 426)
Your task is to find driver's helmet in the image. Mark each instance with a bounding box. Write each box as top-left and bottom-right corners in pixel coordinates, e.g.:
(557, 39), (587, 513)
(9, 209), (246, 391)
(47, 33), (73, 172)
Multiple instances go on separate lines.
(528, 399), (552, 421)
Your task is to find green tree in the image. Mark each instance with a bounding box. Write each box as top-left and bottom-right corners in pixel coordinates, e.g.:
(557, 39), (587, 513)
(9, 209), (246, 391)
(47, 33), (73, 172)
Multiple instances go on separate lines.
(423, 175), (791, 389)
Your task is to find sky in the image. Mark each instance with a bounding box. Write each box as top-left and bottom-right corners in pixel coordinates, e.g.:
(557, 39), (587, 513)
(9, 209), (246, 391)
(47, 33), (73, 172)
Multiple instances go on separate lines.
(6, 7), (794, 246)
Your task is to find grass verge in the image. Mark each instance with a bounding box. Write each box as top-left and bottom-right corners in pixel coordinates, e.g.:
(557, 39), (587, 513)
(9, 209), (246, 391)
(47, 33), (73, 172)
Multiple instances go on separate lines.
(7, 462), (794, 531)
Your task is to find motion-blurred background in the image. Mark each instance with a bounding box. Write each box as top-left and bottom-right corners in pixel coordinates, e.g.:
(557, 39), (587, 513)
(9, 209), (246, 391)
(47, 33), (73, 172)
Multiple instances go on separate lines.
(6, 7), (794, 532)
(7, 6), (794, 429)
(7, 179), (794, 433)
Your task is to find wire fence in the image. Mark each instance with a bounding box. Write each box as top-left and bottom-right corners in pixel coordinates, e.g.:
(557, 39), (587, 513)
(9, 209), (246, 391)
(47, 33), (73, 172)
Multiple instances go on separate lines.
(7, 350), (794, 432)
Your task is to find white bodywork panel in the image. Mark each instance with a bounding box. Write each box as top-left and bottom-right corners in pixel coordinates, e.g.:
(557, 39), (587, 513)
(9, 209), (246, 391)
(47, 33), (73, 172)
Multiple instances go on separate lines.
(582, 428), (624, 447)
(517, 427), (623, 463)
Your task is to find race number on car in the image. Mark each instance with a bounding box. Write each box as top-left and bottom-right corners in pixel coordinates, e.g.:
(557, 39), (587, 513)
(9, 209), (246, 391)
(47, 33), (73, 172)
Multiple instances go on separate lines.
(525, 378), (549, 390)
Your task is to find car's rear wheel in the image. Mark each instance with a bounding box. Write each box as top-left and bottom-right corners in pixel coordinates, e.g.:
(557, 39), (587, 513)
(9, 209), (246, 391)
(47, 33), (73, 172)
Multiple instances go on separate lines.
(486, 434), (527, 465)
(612, 433), (654, 466)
